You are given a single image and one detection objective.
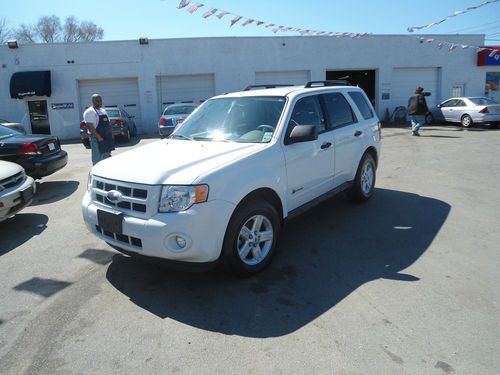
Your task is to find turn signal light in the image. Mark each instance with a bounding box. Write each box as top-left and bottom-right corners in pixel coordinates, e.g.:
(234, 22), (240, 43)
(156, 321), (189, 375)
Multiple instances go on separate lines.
(17, 142), (41, 155)
(79, 121), (87, 129)
(159, 117), (167, 126)
(115, 119), (124, 126)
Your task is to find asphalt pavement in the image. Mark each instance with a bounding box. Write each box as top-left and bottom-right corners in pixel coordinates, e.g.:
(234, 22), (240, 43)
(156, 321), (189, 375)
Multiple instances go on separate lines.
(0, 124), (499, 375)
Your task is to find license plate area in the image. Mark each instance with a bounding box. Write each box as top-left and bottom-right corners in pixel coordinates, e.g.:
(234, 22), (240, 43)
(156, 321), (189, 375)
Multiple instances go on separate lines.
(97, 209), (123, 234)
(48, 142), (55, 151)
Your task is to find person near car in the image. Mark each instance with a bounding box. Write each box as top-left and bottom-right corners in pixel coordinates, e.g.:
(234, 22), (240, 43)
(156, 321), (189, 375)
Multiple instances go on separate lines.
(407, 86), (430, 136)
(83, 94), (114, 165)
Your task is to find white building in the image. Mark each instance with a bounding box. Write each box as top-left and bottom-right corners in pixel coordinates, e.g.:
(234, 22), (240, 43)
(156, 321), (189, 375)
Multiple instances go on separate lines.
(1, 34), (496, 140)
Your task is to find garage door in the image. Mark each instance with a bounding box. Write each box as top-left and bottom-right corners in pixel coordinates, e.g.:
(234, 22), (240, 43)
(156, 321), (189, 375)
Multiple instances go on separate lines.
(255, 70), (310, 86)
(392, 68), (440, 109)
(78, 78), (142, 127)
(157, 74), (215, 112)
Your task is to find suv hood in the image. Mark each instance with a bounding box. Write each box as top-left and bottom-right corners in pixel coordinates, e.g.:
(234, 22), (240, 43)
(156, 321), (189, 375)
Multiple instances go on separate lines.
(92, 139), (266, 185)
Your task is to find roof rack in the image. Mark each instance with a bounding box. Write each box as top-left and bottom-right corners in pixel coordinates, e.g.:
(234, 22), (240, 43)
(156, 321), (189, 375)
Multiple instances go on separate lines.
(304, 80), (352, 88)
(243, 84), (294, 91)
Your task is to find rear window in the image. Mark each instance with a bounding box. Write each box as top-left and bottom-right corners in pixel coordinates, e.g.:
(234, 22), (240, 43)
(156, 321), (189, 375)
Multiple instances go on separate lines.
(164, 105), (197, 116)
(0, 124), (21, 139)
(348, 91), (374, 120)
(469, 98), (497, 105)
(106, 109), (121, 117)
(322, 93), (356, 128)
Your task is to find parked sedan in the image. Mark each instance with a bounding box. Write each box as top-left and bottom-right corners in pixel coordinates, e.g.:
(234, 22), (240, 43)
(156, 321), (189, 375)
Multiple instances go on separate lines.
(0, 160), (36, 222)
(80, 106), (137, 147)
(158, 103), (197, 137)
(427, 97), (500, 128)
(0, 125), (68, 179)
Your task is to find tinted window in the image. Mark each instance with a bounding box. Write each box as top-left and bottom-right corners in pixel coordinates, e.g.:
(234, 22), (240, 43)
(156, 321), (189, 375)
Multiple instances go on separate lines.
(288, 96), (326, 134)
(440, 99), (459, 108)
(322, 93), (356, 128)
(348, 91), (374, 119)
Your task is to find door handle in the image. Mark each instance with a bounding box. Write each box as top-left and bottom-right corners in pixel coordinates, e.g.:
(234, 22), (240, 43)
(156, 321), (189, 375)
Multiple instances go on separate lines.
(320, 142), (332, 149)
(354, 131), (363, 137)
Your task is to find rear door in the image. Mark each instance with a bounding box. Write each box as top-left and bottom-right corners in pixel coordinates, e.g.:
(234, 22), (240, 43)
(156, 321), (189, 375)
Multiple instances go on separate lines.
(322, 91), (364, 185)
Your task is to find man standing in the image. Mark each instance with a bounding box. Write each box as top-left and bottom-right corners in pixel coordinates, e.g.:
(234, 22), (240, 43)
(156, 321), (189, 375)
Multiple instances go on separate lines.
(407, 86), (429, 136)
(83, 94), (114, 165)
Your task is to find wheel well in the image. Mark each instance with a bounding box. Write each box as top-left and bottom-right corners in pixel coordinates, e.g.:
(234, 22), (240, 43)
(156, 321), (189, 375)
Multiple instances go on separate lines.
(237, 188), (284, 221)
(365, 146), (378, 167)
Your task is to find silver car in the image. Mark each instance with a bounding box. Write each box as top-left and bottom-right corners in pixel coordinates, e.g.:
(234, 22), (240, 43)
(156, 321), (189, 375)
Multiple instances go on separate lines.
(158, 103), (197, 138)
(427, 97), (500, 128)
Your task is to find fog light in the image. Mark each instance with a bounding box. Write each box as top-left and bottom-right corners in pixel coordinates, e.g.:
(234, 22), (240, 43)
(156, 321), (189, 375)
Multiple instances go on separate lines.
(175, 235), (187, 248)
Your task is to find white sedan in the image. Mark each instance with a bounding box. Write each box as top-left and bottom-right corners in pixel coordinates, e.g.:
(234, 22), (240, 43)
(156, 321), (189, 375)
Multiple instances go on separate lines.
(0, 160), (36, 222)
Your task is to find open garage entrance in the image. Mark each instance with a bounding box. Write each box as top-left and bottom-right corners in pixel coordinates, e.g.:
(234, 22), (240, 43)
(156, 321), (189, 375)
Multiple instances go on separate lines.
(326, 70), (376, 106)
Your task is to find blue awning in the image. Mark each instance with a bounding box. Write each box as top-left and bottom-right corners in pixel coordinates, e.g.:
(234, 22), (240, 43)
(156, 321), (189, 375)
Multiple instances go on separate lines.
(10, 71), (51, 99)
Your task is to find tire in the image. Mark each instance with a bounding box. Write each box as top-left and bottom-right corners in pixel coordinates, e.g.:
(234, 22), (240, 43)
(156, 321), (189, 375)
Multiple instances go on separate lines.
(461, 114), (473, 128)
(490, 122), (499, 129)
(82, 138), (90, 149)
(124, 129), (131, 142)
(346, 153), (376, 203)
(220, 199), (281, 276)
(425, 113), (434, 125)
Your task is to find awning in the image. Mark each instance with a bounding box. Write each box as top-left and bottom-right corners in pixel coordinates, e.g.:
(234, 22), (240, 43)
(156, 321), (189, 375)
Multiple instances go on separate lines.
(10, 71), (51, 99)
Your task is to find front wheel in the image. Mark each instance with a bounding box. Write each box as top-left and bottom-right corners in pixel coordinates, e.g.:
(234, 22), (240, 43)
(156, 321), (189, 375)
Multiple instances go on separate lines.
(461, 114), (473, 128)
(346, 153), (376, 203)
(220, 199), (281, 276)
(425, 113), (434, 125)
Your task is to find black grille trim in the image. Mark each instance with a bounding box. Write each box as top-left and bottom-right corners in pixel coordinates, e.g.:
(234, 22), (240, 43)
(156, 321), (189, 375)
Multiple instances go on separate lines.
(95, 225), (143, 248)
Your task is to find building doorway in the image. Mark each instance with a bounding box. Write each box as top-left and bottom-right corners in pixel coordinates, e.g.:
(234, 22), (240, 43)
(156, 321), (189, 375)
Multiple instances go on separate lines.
(28, 100), (51, 134)
(326, 70), (376, 106)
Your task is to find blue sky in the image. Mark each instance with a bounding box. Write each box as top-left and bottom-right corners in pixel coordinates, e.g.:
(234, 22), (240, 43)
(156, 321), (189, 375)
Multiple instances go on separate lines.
(4, 0), (500, 44)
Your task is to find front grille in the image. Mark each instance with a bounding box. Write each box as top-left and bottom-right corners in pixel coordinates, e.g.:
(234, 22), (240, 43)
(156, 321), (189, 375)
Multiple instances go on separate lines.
(92, 177), (152, 215)
(96, 225), (143, 248)
(0, 171), (24, 190)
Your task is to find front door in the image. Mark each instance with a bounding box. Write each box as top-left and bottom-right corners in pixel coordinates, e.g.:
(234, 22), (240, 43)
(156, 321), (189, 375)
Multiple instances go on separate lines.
(28, 100), (50, 134)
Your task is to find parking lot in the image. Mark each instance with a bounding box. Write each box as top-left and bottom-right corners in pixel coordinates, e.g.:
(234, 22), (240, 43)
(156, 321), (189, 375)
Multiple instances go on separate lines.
(1, 124), (499, 375)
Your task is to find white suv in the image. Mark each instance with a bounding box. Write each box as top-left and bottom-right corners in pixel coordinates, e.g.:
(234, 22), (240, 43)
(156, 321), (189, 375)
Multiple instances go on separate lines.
(0, 160), (36, 222)
(82, 81), (381, 275)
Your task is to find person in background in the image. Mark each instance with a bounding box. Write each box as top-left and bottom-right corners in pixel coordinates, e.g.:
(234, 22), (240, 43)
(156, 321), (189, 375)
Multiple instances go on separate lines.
(83, 94), (114, 165)
(407, 86), (429, 136)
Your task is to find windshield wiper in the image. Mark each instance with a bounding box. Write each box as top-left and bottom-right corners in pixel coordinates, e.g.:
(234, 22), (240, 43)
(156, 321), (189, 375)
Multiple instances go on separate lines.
(168, 134), (194, 141)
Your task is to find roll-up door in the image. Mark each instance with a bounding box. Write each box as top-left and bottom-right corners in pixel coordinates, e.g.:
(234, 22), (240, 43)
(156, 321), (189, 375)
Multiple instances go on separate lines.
(157, 74), (215, 112)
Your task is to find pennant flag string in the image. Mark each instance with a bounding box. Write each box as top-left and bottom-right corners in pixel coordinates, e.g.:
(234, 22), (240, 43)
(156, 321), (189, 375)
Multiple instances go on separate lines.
(172, 0), (367, 38)
(407, 0), (499, 32)
(416, 36), (499, 54)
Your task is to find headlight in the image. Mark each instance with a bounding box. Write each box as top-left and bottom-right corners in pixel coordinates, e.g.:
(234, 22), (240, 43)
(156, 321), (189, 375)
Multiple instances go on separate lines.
(159, 185), (209, 212)
(87, 172), (93, 192)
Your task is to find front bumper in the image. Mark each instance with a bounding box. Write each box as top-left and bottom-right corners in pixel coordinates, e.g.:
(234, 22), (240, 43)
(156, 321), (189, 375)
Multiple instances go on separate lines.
(82, 192), (235, 264)
(21, 150), (68, 179)
(0, 175), (36, 222)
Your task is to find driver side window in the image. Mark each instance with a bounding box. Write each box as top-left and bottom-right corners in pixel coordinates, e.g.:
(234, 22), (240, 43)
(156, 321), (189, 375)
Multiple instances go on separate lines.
(441, 99), (459, 108)
(288, 96), (326, 134)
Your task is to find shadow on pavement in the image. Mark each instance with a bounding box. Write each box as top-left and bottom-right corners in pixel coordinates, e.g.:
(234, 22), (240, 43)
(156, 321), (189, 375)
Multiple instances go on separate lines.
(0, 213), (48, 256)
(30, 180), (80, 207)
(106, 188), (450, 338)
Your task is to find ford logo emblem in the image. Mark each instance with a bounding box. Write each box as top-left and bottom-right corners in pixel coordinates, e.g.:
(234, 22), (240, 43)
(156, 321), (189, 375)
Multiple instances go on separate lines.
(106, 190), (123, 204)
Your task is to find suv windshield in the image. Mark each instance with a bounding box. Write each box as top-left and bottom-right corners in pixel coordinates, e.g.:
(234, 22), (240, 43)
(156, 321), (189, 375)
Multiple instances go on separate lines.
(0, 124), (21, 140)
(172, 96), (286, 143)
(164, 105), (197, 116)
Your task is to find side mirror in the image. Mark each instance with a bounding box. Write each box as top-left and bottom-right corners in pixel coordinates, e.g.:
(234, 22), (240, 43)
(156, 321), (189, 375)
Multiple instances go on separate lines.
(285, 125), (318, 145)
(437, 104), (441, 108)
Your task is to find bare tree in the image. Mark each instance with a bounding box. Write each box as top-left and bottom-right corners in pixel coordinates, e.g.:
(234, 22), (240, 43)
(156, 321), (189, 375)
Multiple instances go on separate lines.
(36, 15), (61, 43)
(63, 16), (81, 42)
(14, 24), (37, 43)
(12, 15), (104, 44)
(0, 17), (12, 44)
(77, 20), (104, 42)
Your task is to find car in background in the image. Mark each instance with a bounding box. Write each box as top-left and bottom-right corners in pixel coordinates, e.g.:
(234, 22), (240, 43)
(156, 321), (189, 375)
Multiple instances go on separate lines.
(427, 97), (500, 128)
(0, 118), (26, 134)
(80, 106), (138, 147)
(0, 160), (36, 222)
(0, 124), (68, 179)
(158, 103), (198, 138)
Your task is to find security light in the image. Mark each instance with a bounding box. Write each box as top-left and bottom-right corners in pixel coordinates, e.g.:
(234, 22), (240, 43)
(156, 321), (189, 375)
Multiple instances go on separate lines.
(7, 40), (18, 49)
(139, 37), (149, 45)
